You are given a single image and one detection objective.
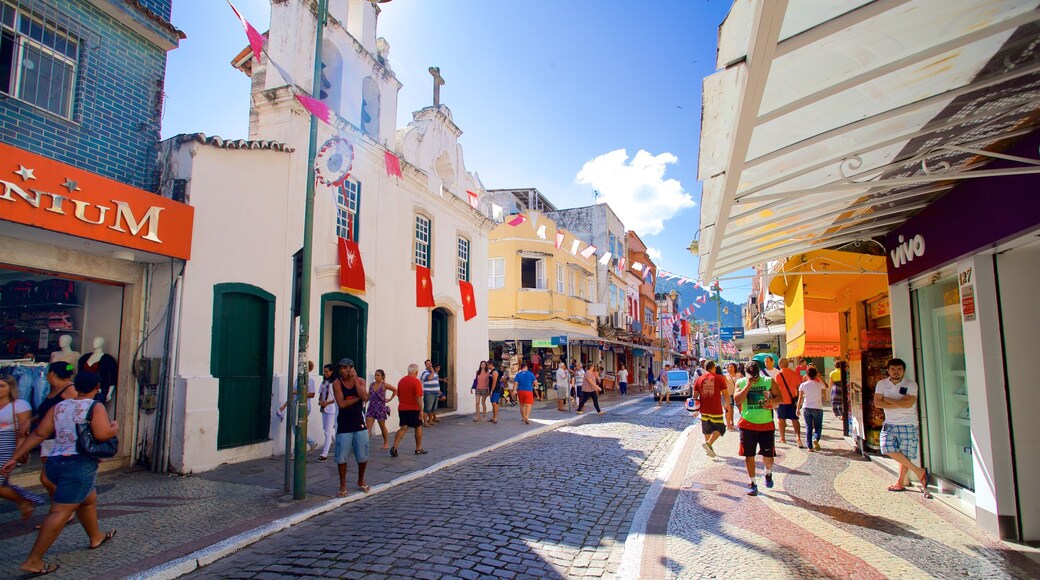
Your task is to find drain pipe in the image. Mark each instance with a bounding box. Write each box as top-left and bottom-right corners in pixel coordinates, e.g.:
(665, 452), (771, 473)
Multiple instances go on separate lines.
(158, 273), (184, 473)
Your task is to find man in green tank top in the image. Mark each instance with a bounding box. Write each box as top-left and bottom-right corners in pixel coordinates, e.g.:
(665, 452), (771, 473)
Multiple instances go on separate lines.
(734, 361), (783, 496)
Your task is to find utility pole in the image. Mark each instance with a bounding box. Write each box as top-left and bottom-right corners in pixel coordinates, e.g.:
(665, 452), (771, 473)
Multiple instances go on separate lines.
(294, 0), (329, 501)
(714, 281), (722, 360)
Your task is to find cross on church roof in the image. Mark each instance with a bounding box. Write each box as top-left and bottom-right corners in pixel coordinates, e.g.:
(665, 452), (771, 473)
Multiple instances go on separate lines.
(429, 66), (445, 107)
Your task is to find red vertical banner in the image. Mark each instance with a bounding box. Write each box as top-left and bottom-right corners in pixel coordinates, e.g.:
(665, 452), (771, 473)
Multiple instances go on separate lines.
(459, 280), (477, 321)
(338, 238), (366, 293)
(384, 150), (403, 178)
(416, 266), (435, 308)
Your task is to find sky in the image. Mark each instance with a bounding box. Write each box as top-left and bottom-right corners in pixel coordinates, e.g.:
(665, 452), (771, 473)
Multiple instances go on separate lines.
(161, 0), (748, 303)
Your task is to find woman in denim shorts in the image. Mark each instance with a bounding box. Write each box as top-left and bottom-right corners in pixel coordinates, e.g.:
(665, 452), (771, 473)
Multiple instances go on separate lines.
(1, 371), (119, 576)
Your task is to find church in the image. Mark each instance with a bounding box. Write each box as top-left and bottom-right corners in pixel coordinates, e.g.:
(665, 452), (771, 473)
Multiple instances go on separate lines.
(151, 0), (495, 473)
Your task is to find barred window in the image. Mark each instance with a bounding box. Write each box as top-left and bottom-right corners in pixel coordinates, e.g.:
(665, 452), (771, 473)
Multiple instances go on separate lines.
(335, 179), (360, 241)
(456, 236), (470, 282)
(414, 214), (431, 267)
(1, 1), (80, 119)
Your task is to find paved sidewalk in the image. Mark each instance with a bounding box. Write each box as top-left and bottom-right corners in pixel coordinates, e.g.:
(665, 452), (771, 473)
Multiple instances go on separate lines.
(0, 391), (637, 579)
(640, 413), (1040, 579)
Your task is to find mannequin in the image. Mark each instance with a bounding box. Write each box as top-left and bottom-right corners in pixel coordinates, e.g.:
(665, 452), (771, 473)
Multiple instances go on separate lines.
(49, 334), (81, 368)
(78, 337), (118, 403)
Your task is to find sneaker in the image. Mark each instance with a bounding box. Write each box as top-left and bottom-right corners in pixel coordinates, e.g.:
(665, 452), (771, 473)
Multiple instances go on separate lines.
(316, 455), (327, 463)
(746, 482), (759, 496)
(702, 442), (716, 458)
(814, 440), (821, 451)
(765, 473), (774, 488)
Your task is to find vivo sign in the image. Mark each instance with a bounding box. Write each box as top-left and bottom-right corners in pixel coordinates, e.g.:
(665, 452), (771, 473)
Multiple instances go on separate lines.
(889, 234), (926, 268)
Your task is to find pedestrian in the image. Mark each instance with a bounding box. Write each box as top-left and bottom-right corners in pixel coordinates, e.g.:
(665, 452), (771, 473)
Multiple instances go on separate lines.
(1, 375), (42, 520)
(34, 362), (77, 523)
(617, 364), (629, 396)
(874, 358), (931, 498)
(724, 362), (741, 429)
(693, 361), (729, 458)
(332, 359), (369, 496)
(761, 355), (779, 379)
(472, 361), (490, 422)
(571, 362), (585, 404)
(658, 364), (672, 405)
(420, 360), (440, 427)
(733, 361), (782, 496)
(638, 364), (647, 392)
(555, 362), (571, 411)
(530, 350), (541, 376)
(829, 362), (844, 418)
(536, 361), (549, 402)
(797, 366), (827, 452)
(795, 358), (809, 379)
(1, 371), (118, 576)
(365, 369), (396, 449)
(513, 362), (537, 424)
(772, 357), (804, 448)
(576, 364), (603, 414)
(316, 364), (336, 462)
(488, 361), (504, 424)
(647, 365), (655, 391)
(391, 363), (426, 455)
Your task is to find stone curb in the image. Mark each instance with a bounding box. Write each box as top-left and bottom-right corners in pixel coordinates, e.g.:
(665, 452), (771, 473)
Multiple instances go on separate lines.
(129, 396), (646, 579)
(615, 421), (697, 579)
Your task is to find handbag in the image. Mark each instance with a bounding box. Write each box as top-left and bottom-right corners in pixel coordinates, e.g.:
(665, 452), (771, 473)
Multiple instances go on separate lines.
(76, 402), (118, 459)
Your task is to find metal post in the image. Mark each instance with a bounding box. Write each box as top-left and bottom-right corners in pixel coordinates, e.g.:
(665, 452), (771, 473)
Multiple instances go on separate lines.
(294, 0), (329, 500)
(715, 283), (722, 360)
(283, 314), (296, 494)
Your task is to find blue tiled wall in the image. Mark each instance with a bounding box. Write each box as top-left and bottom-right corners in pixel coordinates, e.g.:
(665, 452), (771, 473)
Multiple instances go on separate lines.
(0, 0), (176, 192)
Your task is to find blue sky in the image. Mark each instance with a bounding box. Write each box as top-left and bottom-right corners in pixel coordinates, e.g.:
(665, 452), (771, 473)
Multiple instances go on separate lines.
(161, 0), (747, 302)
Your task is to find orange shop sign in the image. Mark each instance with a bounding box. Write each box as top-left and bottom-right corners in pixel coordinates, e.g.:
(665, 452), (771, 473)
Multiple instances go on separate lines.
(0, 143), (194, 260)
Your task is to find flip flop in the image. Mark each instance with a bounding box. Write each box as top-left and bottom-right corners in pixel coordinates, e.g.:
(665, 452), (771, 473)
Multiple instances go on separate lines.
(415, 449), (428, 455)
(21, 563), (59, 577)
(336, 490), (349, 497)
(358, 484), (371, 493)
(89, 529), (117, 549)
(887, 484), (906, 492)
(920, 468), (933, 499)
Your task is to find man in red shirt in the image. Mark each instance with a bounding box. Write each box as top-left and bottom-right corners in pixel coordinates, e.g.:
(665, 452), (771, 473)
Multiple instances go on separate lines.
(773, 357), (804, 447)
(390, 363), (426, 457)
(693, 361), (730, 457)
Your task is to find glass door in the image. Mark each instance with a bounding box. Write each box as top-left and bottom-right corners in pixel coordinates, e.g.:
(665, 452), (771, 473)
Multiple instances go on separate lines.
(912, 276), (972, 490)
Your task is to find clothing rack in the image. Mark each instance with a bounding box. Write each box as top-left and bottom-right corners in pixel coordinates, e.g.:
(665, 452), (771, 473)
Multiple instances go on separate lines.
(0, 358), (47, 366)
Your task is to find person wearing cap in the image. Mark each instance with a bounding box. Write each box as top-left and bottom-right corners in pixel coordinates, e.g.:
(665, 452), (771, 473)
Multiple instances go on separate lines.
(2, 371), (119, 576)
(332, 358), (370, 496)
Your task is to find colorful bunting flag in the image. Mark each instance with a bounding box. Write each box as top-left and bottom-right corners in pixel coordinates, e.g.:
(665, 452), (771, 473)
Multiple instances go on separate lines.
(416, 266), (435, 308)
(507, 214), (526, 227)
(632, 262), (644, 272)
(536, 225), (547, 240)
(555, 232), (564, 249)
(338, 237), (365, 294)
(467, 190), (479, 210)
(696, 294), (707, 304)
(459, 280), (477, 321)
(598, 252), (612, 265)
(384, 151), (403, 178)
(570, 240), (581, 256)
(580, 245), (597, 260)
(227, 1), (266, 63)
(295, 93), (331, 124)
(617, 257), (626, 271)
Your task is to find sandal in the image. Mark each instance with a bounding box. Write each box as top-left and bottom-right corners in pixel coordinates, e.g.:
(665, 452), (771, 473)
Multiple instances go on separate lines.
(21, 563), (59, 576)
(920, 468), (933, 499)
(89, 529), (117, 549)
(887, 484), (906, 492)
(390, 447), (398, 457)
(415, 449), (428, 455)
(358, 484), (371, 493)
(336, 490), (348, 497)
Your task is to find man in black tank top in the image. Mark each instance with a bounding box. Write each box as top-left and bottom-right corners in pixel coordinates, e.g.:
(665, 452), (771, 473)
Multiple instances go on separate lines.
(332, 358), (370, 496)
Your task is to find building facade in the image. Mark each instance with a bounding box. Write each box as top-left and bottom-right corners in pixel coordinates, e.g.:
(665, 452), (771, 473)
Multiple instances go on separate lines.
(0, 0), (188, 478)
(153, 0), (495, 473)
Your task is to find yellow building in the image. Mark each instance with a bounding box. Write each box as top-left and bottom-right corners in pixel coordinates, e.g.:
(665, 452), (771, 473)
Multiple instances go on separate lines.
(487, 212), (600, 365)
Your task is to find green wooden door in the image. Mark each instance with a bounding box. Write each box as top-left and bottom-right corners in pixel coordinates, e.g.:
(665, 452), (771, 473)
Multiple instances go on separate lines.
(213, 287), (273, 449)
(431, 308), (449, 407)
(331, 303), (365, 379)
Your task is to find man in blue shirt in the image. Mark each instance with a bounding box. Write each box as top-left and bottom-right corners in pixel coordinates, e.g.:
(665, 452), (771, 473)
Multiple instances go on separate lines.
(513, 362), (538, 425)
(420, 360), (441, 427)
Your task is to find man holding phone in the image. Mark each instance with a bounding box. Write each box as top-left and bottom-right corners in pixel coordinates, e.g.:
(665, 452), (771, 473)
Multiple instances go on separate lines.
(874, 358), (931, 498)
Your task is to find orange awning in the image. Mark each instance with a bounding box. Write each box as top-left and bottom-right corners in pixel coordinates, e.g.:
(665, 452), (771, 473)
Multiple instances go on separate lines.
(785, 279), (841, 358)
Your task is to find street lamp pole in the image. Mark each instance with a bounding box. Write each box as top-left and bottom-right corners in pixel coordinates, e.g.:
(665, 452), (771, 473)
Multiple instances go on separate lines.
(293, 0), (329, 500)
(714, 281), (722, 360)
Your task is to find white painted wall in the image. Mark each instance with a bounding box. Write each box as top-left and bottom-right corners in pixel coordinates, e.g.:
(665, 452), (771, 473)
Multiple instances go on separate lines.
(995, 243), (1040, 541)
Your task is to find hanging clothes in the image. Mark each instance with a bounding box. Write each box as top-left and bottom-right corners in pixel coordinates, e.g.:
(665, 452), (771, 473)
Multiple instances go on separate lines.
(78, 353), (118, 402)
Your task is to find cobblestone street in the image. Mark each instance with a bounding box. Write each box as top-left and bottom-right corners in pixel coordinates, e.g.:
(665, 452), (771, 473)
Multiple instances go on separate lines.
(187, 398), (1040, 579)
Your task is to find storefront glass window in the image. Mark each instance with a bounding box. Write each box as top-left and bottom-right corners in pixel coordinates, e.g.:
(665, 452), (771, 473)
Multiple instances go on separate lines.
(912, 275), (972, 490)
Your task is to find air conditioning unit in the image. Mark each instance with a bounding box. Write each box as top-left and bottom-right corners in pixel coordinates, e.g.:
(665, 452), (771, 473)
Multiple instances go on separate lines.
(612, 311), (625, 329)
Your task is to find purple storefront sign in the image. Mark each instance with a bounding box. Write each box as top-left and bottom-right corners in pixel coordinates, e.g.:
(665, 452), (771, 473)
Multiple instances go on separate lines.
(884, 130), (1040, 284)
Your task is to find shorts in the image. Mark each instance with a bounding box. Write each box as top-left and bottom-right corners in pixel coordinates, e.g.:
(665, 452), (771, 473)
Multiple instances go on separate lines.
(399, 409), (422, 429)
(556, 385), (570, 399)
(46, 454), (99, 504)
(475, 389), (489, 397)
(701, 417), (727, 437)
(335, 430), (370, 464)
(490, 391), (503, 404)
(880, 423), (919, 460)
(517, 390), (534, 405)
(739, 428), (776, 458)
(423, 392), (440, 413)
(776, 403), (799, 420)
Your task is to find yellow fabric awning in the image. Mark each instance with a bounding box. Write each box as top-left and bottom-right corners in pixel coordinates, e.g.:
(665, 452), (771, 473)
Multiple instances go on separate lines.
(785, 279), (841, 358)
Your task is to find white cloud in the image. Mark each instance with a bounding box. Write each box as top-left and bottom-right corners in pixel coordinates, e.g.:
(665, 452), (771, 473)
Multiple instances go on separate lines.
(575, 149), (694, 236)
(646, 247), (663, 264)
